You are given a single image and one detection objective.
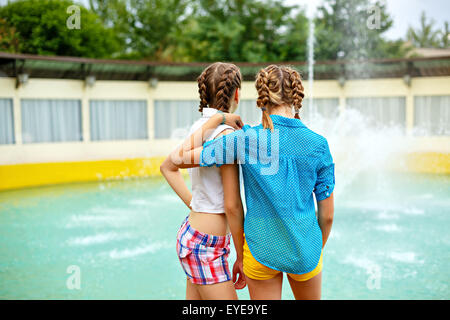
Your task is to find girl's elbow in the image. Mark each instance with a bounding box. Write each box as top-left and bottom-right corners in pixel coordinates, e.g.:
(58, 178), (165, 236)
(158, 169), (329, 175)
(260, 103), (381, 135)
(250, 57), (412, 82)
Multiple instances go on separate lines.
(160, 158), (173, 174)
(324, 213), (334, 225)
(159, 161), (167, 174)
(224, 203), (242, 217)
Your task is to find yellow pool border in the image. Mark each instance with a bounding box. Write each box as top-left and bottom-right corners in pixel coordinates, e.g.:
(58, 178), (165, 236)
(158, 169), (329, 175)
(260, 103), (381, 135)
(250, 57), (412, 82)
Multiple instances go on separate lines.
(0, 153), (448, 192)
(0, 157), (168, 191)
(400, 152), (450, 175)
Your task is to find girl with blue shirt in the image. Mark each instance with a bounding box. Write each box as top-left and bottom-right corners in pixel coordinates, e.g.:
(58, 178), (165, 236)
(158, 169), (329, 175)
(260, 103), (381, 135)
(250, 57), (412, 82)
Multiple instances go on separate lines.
(167, 65), (335, 300)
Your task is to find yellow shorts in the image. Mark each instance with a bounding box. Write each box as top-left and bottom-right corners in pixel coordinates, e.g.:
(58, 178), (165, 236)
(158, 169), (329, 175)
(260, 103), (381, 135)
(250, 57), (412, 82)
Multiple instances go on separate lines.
(243, 238), (323, 281)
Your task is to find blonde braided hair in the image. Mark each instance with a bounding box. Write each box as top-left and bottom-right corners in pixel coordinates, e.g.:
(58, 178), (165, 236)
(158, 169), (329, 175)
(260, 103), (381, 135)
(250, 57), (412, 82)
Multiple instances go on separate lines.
(255, 65), (305, 130)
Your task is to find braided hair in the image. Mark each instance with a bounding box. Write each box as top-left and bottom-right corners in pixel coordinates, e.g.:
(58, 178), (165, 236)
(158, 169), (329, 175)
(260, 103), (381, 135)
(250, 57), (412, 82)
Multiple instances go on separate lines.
(255, 65), (305, 130)
(197, 62), (242, 113)
(282, 67), (305, 119)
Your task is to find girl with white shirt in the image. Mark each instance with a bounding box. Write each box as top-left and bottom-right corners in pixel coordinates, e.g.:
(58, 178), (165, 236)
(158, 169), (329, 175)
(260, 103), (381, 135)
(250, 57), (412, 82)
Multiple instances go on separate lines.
(160, 62), (245, 300)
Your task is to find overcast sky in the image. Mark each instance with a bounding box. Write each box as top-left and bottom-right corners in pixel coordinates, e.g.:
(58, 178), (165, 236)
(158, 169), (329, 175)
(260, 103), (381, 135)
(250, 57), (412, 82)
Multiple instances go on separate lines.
(1, 0), (448, 41)
(285, 0), (450, 40)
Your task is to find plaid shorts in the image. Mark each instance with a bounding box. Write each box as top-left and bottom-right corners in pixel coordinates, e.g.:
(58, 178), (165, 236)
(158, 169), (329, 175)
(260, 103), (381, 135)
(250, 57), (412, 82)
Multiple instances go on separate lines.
(176, 216), (232, 285)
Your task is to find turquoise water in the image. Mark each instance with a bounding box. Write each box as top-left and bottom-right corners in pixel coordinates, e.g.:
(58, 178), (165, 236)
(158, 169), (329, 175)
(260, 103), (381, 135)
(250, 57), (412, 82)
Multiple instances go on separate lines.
(0, 173), (449, 299)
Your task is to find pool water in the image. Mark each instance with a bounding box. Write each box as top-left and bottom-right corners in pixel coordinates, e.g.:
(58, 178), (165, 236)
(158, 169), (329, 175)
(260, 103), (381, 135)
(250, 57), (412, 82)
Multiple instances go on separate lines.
(0, 173), (449, 299)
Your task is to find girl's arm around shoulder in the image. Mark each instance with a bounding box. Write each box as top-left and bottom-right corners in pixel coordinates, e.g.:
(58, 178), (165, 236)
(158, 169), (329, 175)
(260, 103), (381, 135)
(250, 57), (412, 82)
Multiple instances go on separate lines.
(168, 113), (243, 170)
(159, 122), (242, 211)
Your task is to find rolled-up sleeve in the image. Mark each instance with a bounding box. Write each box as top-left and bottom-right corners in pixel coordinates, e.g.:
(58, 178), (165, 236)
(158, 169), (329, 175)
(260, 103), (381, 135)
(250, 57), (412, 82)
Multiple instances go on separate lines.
(313, 140), (335, 201)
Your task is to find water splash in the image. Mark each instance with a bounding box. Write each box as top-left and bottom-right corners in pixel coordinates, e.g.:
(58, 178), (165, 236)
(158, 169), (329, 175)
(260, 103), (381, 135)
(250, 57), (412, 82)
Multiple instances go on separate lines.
(66, 232), (134, 246)
(389, 252), (424, 264)
(375, 224), (401, 232)
(107, 241), (172, 259)
(307, 1), (317, 118)
(304, 109), (408, 199)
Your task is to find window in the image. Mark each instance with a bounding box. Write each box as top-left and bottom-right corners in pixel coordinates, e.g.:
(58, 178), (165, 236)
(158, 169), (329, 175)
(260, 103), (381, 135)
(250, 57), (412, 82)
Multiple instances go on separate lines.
(236, 99), (340, 125)
(0, 98), (14, 144)
(235, 100), (260, 126)
(154, 100), (199, 139)
(346, 97), (406, 130)
(302, 98), (340, 120)
(414, 96), (450, 136)
(90, 100), (148, 141)
(21, 99), (82, 143)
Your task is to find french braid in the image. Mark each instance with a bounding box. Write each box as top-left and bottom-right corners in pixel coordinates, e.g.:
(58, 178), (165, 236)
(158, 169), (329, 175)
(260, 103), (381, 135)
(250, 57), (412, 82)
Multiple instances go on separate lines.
(196, 62), (241, 114)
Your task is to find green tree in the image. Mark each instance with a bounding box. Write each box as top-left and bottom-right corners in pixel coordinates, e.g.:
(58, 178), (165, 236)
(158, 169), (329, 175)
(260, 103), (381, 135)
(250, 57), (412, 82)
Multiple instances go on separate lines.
(407, 11), (441, 48)
(176, 0), (303, 62)
(440, 21), (449, 48)
(0, 18), (20, 52)
(0, 0), (120, 58)
(1, 0), (416, 62)
(281, 10), (309, 62)
(124, 0), (192, 61)
(314, 0), (408, 61)
(89, 0), (130, 56)
(88, 0), (307, 62)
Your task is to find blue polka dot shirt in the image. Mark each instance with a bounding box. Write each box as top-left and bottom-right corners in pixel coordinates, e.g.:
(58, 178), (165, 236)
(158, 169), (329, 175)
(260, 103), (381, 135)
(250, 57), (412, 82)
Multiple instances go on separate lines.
(200, 115), (335, 274)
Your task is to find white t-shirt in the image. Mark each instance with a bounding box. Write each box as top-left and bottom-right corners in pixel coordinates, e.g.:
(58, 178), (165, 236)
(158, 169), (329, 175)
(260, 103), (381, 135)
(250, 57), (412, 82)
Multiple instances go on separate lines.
(188, 108), (234, 214)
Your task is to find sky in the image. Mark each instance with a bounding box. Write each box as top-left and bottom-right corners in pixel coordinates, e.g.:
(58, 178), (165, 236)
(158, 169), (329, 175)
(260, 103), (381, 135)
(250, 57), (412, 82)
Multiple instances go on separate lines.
(285, 0), (450, 40)
(0, 0), (448, 41)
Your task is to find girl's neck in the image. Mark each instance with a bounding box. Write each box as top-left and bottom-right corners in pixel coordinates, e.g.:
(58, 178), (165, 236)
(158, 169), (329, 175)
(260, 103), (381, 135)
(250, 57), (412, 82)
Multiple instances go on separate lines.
(268, 104), (294, 118)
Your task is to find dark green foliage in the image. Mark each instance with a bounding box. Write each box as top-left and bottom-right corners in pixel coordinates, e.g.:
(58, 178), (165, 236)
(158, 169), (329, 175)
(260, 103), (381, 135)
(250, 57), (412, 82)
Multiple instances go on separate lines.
(2, 0), (431, 62)
(0, 0), (120, 58)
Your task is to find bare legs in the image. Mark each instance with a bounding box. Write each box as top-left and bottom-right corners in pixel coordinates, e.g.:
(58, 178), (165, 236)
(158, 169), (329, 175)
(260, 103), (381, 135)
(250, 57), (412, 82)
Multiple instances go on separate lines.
(245, 273), (283, 300)
(186, 279), (238, 300)
(186, 271), (322, 300)
(186, 279), (202, 300)
(245, 272), (322, 300)
(287, 272), (322, 300)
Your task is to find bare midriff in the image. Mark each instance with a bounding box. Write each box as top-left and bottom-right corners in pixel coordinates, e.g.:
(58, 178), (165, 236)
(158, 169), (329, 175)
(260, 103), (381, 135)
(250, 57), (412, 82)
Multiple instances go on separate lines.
(188, 210), (230, 236)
